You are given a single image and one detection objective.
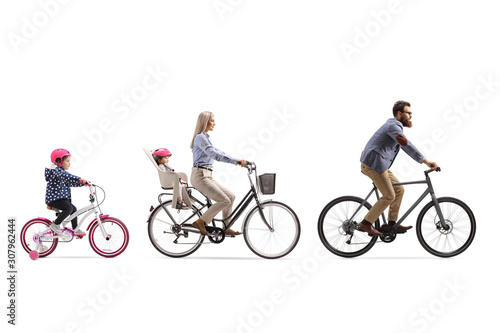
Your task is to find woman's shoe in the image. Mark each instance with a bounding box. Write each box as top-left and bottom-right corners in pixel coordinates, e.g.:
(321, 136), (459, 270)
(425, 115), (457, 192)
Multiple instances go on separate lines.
(192, 218), (210, 236)
(224, 228), (242, 236)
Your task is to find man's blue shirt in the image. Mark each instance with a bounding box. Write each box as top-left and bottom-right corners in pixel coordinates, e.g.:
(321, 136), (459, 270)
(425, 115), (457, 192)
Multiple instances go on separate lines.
(360, 118), (425, 173)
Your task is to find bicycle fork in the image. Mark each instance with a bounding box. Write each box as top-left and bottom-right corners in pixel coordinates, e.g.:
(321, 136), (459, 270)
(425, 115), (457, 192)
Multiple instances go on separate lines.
(256, 201), (274, 232)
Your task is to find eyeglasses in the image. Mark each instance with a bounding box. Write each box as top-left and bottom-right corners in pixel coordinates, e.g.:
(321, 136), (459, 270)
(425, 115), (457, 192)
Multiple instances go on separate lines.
(401, 111), (412, 115)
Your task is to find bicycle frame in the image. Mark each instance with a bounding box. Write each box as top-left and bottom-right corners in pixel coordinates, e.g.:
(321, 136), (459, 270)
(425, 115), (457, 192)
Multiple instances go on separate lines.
(155, 163), (273, 232)
(38, 184), (109, 241)
(351, 169), (448, 229)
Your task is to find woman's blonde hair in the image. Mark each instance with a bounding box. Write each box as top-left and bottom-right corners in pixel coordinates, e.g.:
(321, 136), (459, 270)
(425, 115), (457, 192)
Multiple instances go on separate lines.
(190, 111), (214, 149)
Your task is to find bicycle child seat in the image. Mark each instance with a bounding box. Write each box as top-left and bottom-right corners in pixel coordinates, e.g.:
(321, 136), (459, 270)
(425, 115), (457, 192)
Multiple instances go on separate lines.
(143, 148), (192, 209)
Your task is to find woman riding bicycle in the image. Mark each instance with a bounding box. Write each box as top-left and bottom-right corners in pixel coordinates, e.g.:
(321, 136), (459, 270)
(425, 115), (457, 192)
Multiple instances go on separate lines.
(189, 111), (247, 236)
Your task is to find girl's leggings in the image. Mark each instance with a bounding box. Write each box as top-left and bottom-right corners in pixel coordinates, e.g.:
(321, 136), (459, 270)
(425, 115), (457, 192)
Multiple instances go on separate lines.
(49, 199), (78, 229)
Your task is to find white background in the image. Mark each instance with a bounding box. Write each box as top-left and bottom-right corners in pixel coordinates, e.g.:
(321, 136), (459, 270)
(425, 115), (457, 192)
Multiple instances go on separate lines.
(1, 1), (498, 332)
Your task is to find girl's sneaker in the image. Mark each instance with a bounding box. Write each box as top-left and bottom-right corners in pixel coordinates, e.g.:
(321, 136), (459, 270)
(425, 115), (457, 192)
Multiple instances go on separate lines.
(50, 223), (62, 234)
(74, 229), (86, 237)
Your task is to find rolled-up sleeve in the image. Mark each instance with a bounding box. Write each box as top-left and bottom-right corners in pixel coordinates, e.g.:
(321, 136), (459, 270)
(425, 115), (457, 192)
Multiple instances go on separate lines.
(387, 122), (425, 163)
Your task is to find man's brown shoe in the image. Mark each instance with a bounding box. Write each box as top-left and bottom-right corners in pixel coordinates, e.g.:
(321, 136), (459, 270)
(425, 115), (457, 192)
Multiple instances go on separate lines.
(192, 218), (210, 236)
(358, 221), (383, 236)
(395, 225), (412, 233)
(388, 221), (412, 233)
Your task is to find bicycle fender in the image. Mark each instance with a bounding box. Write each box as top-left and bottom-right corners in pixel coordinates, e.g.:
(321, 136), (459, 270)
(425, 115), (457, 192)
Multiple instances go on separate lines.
(146, 203), (164, 223)
(32, 217), (52, 224)
(86, 215), (110, 231)
(243, 199), (274, 222)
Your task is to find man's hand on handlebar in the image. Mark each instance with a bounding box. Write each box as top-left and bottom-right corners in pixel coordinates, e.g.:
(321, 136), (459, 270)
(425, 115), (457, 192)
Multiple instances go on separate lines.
(237, 160), (247, 168)
(423, 159), (439, 170)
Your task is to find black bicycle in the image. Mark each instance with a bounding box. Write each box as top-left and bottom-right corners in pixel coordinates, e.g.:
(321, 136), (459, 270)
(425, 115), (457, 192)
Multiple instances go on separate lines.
(318, 168), (476, 258)
(147, 162), (301, 259)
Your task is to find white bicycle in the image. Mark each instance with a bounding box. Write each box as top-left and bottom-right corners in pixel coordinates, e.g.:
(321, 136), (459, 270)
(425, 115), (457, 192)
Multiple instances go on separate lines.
(20, 182), (129, 260)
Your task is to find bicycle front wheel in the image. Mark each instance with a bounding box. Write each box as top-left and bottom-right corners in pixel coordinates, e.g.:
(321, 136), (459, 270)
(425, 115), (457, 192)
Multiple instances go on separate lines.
(20, 219), (58, 257)
(243, 201), (300, 259)
(416, 197), (476, 257)
(318, 196), (379, 258)
(89, 217), (129, 258)
(148, 200), (204, 258)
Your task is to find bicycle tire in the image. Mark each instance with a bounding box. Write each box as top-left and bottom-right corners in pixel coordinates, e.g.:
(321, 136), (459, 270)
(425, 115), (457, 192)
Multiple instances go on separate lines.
(318, 196), (379, 258)
(416, 197), (476, 257)
(148, 200), (204, 258)
(89, 216), (129, 258)
(243, 201), (300, 259)
(20, 219), (58, 258)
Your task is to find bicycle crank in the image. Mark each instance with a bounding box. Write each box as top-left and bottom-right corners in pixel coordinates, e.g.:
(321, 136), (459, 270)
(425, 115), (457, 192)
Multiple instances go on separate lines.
(379, 224), (396, 243)
(206, 226), (225, 244)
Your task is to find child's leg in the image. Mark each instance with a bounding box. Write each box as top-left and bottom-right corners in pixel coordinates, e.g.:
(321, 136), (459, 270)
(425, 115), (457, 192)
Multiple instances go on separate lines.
(69, 200), (78, 229)
(177, 185), (183, 203)
(48, 199), (75, 226)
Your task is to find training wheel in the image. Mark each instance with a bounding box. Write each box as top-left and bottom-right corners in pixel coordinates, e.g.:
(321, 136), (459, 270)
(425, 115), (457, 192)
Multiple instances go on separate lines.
(29, 250), (39, 260)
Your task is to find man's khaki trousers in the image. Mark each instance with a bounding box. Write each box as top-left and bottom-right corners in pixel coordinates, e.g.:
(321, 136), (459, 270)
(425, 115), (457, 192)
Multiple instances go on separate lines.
(361, 163), (404, 223)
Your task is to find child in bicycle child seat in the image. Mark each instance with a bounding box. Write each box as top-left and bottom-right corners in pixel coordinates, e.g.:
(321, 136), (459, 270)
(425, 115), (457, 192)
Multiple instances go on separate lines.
(153, 148), (188, 209)
(45, 149), (88, 236)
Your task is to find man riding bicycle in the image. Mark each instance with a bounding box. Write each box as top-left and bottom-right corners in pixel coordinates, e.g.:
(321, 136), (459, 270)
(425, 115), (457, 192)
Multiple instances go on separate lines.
(358, 100), (439, 236)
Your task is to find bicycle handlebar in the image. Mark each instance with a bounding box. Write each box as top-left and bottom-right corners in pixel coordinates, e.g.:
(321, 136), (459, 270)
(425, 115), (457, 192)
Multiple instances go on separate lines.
(424, 167), (441, 175)
(245, 161), (256, 172)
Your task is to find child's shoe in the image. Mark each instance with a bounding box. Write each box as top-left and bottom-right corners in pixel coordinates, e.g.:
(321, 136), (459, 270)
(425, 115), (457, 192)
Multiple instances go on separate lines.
(50, 223), (62, 234)
(176, 200), (189, 210)
(74, 228), (86, 237)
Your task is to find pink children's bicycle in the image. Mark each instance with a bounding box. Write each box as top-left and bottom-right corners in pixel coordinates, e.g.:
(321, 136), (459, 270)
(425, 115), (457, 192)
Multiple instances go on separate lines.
(20, 182), (129, 260)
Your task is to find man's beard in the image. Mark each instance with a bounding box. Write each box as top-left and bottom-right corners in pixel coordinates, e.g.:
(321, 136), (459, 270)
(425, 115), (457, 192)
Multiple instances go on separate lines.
(401, 119), (413, 128)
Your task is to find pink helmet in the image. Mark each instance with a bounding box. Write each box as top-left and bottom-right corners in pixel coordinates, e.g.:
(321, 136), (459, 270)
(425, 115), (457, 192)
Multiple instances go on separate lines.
(153, 148), (172, 162)
(153, 148), (172, 157)
(51, 148), (71, 166)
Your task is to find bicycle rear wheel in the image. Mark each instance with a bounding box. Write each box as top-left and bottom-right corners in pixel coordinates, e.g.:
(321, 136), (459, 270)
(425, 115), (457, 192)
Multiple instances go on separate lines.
(416, 197), (476, 257)
(89, 216), (129, 258)
(148, 200), (204, 258)
(318, 196), (379, 258)
(20, 219), (58, 257)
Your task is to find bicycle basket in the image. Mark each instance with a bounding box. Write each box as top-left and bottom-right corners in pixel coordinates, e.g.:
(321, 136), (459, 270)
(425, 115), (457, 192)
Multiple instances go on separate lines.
(258, 173), (276, 195)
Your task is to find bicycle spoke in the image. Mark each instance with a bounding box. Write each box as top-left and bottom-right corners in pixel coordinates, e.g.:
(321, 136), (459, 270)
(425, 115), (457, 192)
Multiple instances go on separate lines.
(148, 201), (204, 257)
(244, 202), (300, 259)
(318, 197), (378, 257)
(417, 198), (475, 257)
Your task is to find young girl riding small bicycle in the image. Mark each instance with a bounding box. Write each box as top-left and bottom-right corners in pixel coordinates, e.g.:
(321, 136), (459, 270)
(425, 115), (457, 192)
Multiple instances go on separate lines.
(46, 149), (88, 236)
